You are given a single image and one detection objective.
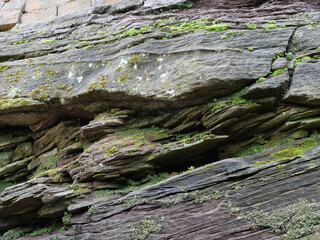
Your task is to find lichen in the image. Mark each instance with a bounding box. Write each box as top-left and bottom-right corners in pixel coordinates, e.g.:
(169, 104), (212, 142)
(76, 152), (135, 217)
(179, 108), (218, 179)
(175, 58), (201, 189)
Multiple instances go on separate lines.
(130, 216), (163, 240)
(5, 68), (26, 83)
(118, 74), (131, 83)
(128, 55), (141, 65)
(97, 73), (108, 87)
(0, 98), (31, 110)
(243, 199), (320, 240)
(0, 63), (9, 73)
(87, 81), (98, 92)
(46, 68), (56, 77)
(28, 84), (52, 101)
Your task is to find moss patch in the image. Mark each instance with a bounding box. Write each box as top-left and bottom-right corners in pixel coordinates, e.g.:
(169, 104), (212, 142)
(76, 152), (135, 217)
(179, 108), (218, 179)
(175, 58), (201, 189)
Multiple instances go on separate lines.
(243, 199), (320, 240)
(272, 67), (287, 76)
(130, 216), (163, 240)
(0, 98), (31, 110)
(254, 138), (317, 166)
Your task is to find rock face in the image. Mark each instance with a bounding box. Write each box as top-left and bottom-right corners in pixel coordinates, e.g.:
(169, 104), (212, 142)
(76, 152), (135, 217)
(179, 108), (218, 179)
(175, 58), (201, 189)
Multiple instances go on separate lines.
(0, 0), (320, 240)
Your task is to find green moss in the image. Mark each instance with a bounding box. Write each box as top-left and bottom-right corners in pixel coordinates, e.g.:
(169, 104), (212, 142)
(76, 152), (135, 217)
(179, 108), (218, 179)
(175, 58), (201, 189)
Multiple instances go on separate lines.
(262, 24), (277, 29)
(205, 24), (228, 31)
(126, 28), (140, 37)
(254, 139), (317, 166)
(193, 133), (215, 142)
(29, 219), (63, 236)
(12, 40), (29, 45)
(246, 23), (257, 30)
(105, 146), (119, 156)
(0, 180), (15, 194)
(33, 155), (61, 177)
(294, 56), (312, 66)
(220, 36), (227, 40)
(88, 204), (99, 216)
(248, 47), (254, 51)
(272, 139), (317, 160)
(277, 164), (286, 172)
(268, 20), (276, 24)
(130, 216), (162, 240)
(41, 39), (54, 44)
(256, 77), (266, 83)
(0, 98), (31, 110)
(211, 103), (228, 112)
(3, 227), (25, 240)
(243, 199), (320, 239)
(272, 67), (288, 76)
(232, 97), (257, 106)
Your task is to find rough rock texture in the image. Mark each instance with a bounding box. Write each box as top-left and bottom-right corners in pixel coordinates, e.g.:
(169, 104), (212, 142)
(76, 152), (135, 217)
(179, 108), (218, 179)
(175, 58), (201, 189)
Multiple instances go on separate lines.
(0, 0), (320, 240)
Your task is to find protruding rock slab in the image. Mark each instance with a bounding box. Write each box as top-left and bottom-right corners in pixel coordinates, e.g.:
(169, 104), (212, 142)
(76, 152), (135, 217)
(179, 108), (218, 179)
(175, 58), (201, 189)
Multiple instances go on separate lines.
(0, 0), (24, 30)
(284, 60), (320, 106)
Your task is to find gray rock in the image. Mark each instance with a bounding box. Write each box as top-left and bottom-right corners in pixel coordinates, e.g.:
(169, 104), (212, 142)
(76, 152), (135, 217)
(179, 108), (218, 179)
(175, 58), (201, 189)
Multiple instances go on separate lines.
(241, 70), (290, 103)
(284, 60), (320, 106)
(0, 157), (32, 178)
(271, 57), (287, 70)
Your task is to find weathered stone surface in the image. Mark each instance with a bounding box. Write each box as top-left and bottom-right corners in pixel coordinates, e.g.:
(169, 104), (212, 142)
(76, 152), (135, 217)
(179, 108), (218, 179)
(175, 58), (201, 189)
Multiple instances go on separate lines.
(0, 151), (12, 167)
(284, 60), (320, 106)
(0, 0), (24, 30)
(4, 138), (318, 240)
(0, 1), (320, 239)
(271, 57), (287, 70)
(0, 157), (31, 178)
(33, 121), (80, 156)
(12, 142), (33, 162)
(241, 71), (290, 105)
(0, 130), (31, 151)
(68, 130), (226, 183)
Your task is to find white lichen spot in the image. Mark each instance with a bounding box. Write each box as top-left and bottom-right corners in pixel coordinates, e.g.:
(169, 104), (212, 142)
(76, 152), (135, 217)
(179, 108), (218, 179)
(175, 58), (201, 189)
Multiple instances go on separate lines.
(68, 71), (74, 79)
(157, 57), (164, 62)
(137, 76), (143, 82)
(77, 76), (83, 84)
(158, 65), (162, 70)
(133, 64), (138, 70)
(166, 89), (175, 97)
(8, 88), (21, 98)
(160, 73), (168, 82)
(89, 63), (94, 68)
(119, 58), (128, 66)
